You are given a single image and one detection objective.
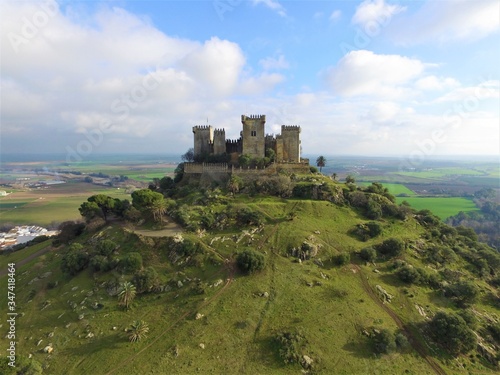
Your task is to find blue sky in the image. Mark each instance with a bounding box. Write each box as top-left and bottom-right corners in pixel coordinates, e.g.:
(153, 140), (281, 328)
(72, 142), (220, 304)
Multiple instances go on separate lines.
(1, 0), (499, 160)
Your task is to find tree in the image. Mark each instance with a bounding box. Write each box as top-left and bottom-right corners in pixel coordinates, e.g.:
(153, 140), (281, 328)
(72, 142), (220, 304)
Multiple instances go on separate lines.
(345, 175), (356, 184)
(265, 148), (276, 162)
(332, 173), (337, 181)
(237, 249), (265, 274)
(150, 197), (168, 223)
(131, 189), (169, 221)
(316, 155), (326, 172)
(127, 320), (149, 342)
(238, 154), (252, 169)
(359, 247), (377, 262)
(372, 329), (396, 354)
(181, 148), (195, 162)
(79, 201), (101, 222)
(118, 281), (136, 309)
(87, 194), (116, 222)
(428, 311), (476, 355)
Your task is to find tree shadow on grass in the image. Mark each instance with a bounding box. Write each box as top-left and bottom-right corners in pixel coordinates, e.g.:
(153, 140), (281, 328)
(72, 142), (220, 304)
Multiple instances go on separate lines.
(342, 338), (374, 359)
(63, 332), (123, 357)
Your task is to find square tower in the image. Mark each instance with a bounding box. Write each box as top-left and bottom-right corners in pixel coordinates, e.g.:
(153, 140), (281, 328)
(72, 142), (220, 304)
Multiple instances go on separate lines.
(241, 114), (266, 159)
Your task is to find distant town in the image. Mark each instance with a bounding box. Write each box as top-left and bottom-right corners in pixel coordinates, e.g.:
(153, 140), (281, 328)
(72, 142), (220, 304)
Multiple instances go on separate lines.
(0, 225), (59, 250)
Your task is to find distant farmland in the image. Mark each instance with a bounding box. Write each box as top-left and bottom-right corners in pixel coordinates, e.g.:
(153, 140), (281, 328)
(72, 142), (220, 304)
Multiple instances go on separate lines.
(395, 196), (479, 220)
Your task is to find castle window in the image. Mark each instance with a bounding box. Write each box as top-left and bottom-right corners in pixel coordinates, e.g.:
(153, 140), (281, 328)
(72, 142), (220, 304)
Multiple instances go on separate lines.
(251, 131), (257, 136)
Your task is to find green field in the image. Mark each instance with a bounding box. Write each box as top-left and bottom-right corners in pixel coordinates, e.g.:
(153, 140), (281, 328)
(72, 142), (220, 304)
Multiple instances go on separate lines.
(395, 196), (479, 220)
(358, 182), (416, 196)
(0, 182), (129, 226)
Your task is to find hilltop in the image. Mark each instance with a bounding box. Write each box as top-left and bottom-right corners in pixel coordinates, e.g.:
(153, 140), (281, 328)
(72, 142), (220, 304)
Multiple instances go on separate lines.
(1, 171), (499, 375)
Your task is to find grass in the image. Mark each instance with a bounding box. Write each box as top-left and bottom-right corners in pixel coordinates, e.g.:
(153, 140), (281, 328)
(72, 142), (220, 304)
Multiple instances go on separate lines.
(395, 196), (479, 220)
(0, 199), (440, 375)
(358, 182), (416, 196)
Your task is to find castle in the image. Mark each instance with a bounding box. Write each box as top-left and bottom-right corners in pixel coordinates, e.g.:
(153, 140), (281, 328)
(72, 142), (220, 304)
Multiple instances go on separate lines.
(192, 114), (301, 162)
(185, 114), (308, 175)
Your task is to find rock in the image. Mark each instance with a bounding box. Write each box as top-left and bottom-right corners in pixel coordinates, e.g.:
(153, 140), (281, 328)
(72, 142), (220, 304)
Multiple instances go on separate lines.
(177, 280), (183, 288)
(213, 279), (223, 288)
(373, 269), (380, 273)
(112, 326), (117, 330)
(262, 291), (270, 298)
(71, 286), (78, 291)
(302, 355), (314, 369)
(320, 272), (328, 279)
(362, 330), (370, 337)
(65, 323), (71, 329)
(306, 282), (313, 287)
(85, 332), (94, 339)
(314, 230), (321, 234)
(47, 332), (54, 338)
(37, 340), (43, 346)
(78, 314), (84, 320)
(195, 313), (204, 320)
(199, 343), (205, 349)
(43, 345), (53, 354)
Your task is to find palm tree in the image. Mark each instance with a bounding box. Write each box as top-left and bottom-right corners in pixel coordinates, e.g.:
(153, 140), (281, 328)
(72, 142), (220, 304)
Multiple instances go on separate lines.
(150, 198), (168, 223)
(118, 281), (136, 310)
(127, 320), (149, 342)
(316, 156), (326, 173)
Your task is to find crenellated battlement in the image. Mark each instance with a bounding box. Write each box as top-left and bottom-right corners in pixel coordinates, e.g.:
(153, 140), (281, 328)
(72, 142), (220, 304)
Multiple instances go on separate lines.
(281, 125), (301, 132)
(193, 125), (212, 132)
(241, 114), (266, 121)
(214, 128), (225, 134)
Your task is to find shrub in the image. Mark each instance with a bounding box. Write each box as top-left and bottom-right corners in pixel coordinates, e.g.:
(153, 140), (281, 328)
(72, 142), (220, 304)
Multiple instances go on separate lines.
(132, 267), (159, 293)
(236, 249), (265, 274)
(89, 255), (109, 272)
(397, 265), (422, 284)
(376, 238), (405, 258)
(54, 221), (85, 245)
(443, 280), (479, 307)
(372, 329), (396, 354)
(428, 311), (476, 355)
(395, 333), (410, 351)
(333, 252), (350, 266)
(275, 330), (308, 365)
(96, 239), (117, 256)
(120, 252), (143, 273)
(61, 244), (89, 275)
(359, 247), (377, 262)
(236, 208), (264, 226)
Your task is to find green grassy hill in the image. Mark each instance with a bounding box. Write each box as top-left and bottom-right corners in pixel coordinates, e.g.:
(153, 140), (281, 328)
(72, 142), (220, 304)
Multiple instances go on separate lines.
(1, 177), (499, 375)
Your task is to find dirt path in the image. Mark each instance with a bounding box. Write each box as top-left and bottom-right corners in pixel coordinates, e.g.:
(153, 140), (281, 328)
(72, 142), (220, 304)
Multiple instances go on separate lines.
(0, 244), (53, 277)
(353, 264), (447, 375)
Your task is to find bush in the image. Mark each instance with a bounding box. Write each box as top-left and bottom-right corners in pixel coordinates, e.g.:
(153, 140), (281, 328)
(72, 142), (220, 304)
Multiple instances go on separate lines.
(96, 239), (117, 256)
(359, 247), (377, 262)
(397, 265), (422, 284)
(89, 255), (109, 272)
(54, 221), (85, 245)
(132, 267), (159, 293)
(236, 208), (264, 226)
(428, 311), (476, 355)
(372, 329), (396, 354)
(61, 244), (89, 275)
(120, 252), (143, 273)
(443, 280), (479, 307)
(376, 238), (405, 258)
(275, 330), (308, 365)
(333, 252), (350, 266)
(236, 249), (265, 274)
(395, 332), (410, 351)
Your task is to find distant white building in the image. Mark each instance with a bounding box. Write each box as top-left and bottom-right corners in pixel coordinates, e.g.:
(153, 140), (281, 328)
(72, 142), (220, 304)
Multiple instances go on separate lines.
(0, 191), (7, 196)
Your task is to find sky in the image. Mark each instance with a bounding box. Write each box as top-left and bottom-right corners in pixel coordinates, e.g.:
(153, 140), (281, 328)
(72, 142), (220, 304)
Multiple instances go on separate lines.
(0, 0), (499, 161)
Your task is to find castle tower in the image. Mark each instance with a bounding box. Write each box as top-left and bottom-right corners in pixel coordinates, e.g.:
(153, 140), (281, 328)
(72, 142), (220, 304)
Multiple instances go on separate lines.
(281, 125), (301, 162)
(241, 114), (266, 158)
(213, 128), (226, 155)
(192, 125), (214, 157)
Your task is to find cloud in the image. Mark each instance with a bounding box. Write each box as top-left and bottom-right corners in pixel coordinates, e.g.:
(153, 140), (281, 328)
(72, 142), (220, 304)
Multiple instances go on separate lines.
(415, 76), (460, 91)
(389, 0), (500, 44)
(324, 50), (424, 97)
(259, 54), (289, 70)
(251, 0), (286, 17)
(352, 0), (406, 27)
(329, 10), (342, 22)
(435, 81), (499, 103)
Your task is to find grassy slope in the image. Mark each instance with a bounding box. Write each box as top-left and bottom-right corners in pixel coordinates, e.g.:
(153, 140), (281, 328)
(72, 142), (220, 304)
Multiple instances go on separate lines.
(0, 198), (496, 375)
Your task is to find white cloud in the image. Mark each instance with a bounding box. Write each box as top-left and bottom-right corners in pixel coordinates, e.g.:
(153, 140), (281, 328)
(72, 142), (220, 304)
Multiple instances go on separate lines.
(415, 76), (460, 91)
(389, 0), (500, 44)
(329, 10), (342, 22)
(251, 0), (286, 17)
(324, 50), (424, 97)
(352, 0), (406, 27)
(435, 81), (500, 103)
(259, 55), (289, 70)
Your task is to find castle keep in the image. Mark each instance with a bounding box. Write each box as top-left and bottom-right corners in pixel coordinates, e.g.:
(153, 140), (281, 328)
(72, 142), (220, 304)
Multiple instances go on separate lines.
(192, 114), (301, 162)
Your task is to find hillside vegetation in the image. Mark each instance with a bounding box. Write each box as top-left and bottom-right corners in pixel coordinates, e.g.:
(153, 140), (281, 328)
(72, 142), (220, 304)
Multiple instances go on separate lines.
(1, 171), (499, 375)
